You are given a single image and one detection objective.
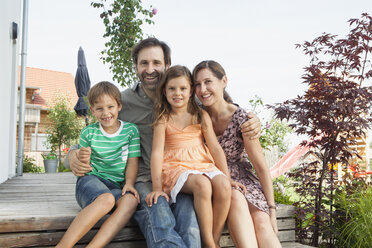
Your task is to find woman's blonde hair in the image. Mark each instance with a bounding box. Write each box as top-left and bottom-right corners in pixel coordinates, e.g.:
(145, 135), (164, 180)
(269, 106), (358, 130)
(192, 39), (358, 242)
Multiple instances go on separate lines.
(154, 65), (204, 128)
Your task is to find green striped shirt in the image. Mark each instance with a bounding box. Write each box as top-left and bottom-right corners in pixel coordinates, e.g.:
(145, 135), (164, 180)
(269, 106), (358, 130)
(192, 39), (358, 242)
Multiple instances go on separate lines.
(80, 120), (141, 187)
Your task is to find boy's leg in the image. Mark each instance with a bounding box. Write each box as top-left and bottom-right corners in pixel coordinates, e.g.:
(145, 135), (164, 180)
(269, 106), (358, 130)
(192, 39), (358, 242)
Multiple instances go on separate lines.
(87, 193), (138, 247)
(57, 175), (116, 248)
(172, 193), (201, 248)
(133, 181), (189, 248)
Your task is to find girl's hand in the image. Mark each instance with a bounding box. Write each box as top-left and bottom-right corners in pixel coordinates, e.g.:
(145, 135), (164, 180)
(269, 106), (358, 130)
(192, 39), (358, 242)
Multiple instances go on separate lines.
(231, 180), (247, 195)
(122, 184), (140, 203)
(269, 208), (279, 235)
(145, 190), (169, 207)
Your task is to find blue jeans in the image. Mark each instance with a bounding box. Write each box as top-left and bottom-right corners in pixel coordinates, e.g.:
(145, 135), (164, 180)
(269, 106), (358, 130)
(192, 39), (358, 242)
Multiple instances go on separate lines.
(134, 181), (201, 248)
(75, 175), (122, 209)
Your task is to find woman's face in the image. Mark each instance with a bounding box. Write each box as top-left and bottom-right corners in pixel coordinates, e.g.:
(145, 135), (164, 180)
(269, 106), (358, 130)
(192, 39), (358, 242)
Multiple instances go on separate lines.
(194, 68), (226, 107)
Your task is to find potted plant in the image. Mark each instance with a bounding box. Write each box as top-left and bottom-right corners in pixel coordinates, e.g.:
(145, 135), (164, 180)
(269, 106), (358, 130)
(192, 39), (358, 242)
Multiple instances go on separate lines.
(41, 151), (58, 173)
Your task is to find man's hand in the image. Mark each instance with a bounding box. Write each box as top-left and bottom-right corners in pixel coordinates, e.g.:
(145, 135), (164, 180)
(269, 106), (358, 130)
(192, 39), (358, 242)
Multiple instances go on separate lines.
(241, 112), (261, 140)
(69, 147), (92, 176)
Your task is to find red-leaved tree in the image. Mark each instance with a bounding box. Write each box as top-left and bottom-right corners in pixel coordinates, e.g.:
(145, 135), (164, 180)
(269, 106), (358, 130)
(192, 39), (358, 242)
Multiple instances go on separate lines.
(270, 13), (372, 246)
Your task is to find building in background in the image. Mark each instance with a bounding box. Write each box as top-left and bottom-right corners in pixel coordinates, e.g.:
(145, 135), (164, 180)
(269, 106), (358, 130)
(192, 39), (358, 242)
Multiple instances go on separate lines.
(0, 0), (22, 183)
(17, 67), (77, 167)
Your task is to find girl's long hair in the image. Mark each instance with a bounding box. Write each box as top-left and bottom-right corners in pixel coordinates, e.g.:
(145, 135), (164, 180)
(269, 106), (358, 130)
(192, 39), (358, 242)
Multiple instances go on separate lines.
(154, 65), (204, 128)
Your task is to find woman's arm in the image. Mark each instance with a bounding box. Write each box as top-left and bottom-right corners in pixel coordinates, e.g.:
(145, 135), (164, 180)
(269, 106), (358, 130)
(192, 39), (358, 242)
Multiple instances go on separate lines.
(145, 121), (169, 206)
(243, 136), (278, 233)
(201, 110), (231, 179)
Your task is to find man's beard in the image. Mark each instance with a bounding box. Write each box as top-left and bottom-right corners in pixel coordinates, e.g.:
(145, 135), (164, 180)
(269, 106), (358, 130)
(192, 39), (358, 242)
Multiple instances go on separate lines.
(139, 71), (163, 92)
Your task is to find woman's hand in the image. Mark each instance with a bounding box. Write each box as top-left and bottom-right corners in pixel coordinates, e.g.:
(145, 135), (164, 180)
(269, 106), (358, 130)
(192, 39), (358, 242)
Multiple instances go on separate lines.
(269, 208), (279, 235)
(230, 180), (247, 195)
(122, 184), (140, 203)
(145, 190), (169, 207)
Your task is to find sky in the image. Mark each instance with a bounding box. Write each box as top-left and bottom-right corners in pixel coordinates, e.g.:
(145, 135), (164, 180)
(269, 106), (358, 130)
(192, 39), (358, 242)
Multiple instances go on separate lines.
(27, 0), (371, 108)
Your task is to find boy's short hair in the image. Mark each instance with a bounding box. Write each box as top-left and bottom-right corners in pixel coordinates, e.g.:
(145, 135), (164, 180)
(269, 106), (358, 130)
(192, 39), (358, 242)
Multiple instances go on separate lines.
(87, 81), (122, 106)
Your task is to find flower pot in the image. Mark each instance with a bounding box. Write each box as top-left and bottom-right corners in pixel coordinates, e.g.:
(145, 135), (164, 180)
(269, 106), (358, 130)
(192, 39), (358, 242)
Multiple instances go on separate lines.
(43, 159), (58, 173)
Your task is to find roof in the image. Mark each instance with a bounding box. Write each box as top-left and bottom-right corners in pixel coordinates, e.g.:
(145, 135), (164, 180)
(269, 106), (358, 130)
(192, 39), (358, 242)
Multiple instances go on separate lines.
(18, 67), (78, 108)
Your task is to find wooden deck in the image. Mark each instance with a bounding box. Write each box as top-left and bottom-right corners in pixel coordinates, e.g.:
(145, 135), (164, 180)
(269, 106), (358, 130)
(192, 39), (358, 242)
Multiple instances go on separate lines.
(0, 173), (312, 247)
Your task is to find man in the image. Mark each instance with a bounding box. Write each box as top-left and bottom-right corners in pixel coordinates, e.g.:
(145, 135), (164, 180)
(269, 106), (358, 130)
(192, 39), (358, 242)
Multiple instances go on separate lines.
(67, 37), (261, 247)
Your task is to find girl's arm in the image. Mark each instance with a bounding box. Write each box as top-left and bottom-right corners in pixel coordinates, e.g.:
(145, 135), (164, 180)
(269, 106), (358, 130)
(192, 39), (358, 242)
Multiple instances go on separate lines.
(201, 110), (231, 179)
(243, 136), (278, 233)
(145, 121), (169, 206)
(122, 157), (140, 203)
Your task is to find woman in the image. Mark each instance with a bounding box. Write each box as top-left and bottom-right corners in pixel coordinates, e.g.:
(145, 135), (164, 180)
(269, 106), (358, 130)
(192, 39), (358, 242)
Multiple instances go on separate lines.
(193, 60), (281, 248)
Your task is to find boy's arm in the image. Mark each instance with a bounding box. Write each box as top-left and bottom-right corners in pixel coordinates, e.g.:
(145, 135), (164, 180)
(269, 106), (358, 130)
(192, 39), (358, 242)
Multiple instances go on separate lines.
(122, 157), (140, 202)
(145, 121), (169, 206)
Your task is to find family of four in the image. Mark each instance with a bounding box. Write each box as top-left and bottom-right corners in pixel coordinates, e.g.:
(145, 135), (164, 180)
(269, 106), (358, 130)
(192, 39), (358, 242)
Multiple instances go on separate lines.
(56, 38), (281, 248)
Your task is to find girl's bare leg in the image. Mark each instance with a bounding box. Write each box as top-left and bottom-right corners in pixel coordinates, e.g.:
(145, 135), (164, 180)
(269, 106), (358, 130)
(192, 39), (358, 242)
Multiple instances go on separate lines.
(211, 175), (231, 247)
(227, 190), (258, 248)
(56, 193), (115, 248)
(249, 203), (281, 248)
(181, 174), (215, 248)
(87, 193), (138, 247)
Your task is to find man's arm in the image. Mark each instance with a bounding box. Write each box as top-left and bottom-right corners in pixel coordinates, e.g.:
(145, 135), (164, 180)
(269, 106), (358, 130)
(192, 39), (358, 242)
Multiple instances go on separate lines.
(65, 145), (92, 176)
(241, 112), (261, 140)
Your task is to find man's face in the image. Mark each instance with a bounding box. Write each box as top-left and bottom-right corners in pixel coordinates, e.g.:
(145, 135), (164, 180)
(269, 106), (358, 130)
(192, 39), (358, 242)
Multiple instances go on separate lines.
(135, 46), (168, 92)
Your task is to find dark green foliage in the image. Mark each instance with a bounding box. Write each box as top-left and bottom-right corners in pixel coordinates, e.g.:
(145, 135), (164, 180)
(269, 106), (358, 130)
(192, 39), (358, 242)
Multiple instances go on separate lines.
(22, 156), (43, 173)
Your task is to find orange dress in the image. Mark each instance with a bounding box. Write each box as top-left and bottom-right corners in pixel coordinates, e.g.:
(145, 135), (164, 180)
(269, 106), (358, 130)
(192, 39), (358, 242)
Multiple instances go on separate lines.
(162, 122), (222, 202)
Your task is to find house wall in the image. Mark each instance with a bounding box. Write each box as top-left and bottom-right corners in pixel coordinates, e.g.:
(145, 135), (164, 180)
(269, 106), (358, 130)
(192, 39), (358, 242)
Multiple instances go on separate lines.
(0, 0), (22, 183)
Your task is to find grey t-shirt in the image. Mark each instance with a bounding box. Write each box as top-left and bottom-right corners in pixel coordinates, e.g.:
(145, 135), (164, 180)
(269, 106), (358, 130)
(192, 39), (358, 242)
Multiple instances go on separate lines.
(119, 82), (154, 182)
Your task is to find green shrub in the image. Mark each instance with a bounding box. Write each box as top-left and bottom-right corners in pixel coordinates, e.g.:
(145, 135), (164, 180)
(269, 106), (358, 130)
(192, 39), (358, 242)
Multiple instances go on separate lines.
(335, 186), (372, 248)
(23, 156), (43, 173)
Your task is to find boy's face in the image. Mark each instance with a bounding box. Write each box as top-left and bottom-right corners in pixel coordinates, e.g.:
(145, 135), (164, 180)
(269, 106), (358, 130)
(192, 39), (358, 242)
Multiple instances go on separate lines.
(90, 94), (122, 133)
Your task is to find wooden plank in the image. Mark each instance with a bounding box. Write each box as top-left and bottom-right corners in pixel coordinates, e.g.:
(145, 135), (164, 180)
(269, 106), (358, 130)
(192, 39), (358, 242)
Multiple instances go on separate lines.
(282, 242), (315, 248)
(0, 227), (144, 248)
(278, 230), (296, 242)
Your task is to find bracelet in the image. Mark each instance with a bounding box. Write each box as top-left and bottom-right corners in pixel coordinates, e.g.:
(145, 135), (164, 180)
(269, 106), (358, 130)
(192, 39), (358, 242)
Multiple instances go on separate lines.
(268, 205), (277, 210)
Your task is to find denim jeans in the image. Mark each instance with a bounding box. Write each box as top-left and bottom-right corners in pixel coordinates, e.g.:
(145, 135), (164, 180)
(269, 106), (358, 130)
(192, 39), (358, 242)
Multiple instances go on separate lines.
(75, 175), (122, 209)
(134, 181), (201, 248)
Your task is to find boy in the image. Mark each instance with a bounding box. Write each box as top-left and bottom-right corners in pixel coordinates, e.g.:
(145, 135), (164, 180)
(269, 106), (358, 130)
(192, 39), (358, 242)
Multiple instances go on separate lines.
(56, 81), (141, 248)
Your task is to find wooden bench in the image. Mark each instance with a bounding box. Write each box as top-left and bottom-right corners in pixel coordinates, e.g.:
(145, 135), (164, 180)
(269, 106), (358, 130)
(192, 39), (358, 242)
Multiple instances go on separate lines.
(0, 173), (312, 247)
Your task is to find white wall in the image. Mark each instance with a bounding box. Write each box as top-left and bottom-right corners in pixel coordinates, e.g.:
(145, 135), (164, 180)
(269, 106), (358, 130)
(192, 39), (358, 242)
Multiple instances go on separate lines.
(0, 0), (22, 183)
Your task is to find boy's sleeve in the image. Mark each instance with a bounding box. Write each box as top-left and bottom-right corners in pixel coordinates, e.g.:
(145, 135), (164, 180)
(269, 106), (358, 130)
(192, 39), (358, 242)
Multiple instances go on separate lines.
(79, 127), (90, 148)
(128, 124), (141, 158)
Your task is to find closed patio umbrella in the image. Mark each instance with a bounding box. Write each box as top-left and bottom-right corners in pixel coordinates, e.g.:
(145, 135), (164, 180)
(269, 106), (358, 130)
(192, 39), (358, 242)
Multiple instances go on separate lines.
(74, 47), (91, 125)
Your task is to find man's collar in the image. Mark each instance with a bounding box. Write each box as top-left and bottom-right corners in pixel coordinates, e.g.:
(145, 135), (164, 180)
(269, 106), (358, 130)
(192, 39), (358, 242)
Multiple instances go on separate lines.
(131, 81), (141, 92)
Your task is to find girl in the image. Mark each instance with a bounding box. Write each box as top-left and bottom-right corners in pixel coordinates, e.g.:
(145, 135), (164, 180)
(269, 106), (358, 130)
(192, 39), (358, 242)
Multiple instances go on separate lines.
(193, 60), (281, 248)
(145, 65), (240, 248)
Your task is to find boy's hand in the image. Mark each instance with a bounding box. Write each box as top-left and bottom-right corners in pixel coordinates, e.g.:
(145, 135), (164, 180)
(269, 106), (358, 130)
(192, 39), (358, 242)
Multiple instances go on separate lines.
(69, 148), (92, 176)
(145, 191), (169, 207)
(122, 184), (140, 203)
(78, 146), (91, 164)
(241, 112), (261, 140)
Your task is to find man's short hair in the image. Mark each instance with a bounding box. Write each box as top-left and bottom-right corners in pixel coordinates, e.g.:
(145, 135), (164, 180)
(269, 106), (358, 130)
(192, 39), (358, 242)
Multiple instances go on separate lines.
(131, 37), (171, 67)
(88, 81), (122, 106)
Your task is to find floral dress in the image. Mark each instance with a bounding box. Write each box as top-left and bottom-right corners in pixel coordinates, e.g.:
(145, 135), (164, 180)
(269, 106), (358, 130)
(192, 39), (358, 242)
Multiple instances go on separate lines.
(218, 106), (269, 214)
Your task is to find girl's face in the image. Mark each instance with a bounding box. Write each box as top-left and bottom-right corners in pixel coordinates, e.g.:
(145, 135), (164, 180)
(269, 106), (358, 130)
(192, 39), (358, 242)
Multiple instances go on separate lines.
(165, 76), (192, 111)
(194, 68), (226, 107)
